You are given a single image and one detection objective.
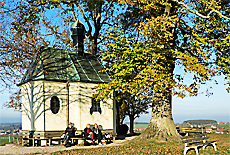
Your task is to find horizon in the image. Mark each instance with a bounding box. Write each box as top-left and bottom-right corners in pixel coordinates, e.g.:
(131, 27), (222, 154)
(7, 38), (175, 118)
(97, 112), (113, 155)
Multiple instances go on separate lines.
(1, 118), (230, 125)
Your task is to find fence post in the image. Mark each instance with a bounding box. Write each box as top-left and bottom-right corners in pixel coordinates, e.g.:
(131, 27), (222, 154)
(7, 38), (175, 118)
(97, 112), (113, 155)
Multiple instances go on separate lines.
(9, 135), (11, 142)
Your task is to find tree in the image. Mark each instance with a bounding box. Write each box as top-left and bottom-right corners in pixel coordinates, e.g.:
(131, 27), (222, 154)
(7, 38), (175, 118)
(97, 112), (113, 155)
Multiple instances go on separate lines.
(0, 0), (125, 110)
(96, 0), (229, 141)
(119, 91), (150, 133)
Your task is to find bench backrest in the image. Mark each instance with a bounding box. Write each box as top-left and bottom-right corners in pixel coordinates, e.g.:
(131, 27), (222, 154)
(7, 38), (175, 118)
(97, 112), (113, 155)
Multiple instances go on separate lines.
(182, 133), (208, 143)
(180, 127), (205, 134)
(89, 124), (103, 131)
(19, 131), (30, 138)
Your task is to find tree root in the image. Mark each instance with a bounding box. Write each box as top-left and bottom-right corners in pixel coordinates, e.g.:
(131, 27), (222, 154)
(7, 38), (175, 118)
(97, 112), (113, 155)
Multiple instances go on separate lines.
(130, 120), (182, 143)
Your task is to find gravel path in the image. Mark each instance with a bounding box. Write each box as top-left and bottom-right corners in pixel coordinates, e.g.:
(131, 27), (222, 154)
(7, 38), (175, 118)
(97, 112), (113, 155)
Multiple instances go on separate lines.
(0, 136), (135, 155)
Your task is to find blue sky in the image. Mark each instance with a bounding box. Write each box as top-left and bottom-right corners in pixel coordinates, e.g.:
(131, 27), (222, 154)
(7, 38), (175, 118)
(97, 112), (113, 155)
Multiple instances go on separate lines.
(133, 75), (230, 123)
(0, 74), (229, 124)
(0, 91), (21, 124)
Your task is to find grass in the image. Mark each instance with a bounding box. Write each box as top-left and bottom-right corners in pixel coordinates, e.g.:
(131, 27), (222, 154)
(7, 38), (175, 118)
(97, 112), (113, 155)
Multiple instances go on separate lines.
(0, 141), (13, 146)
(48, 133), (230, 155)
(132, 124), (148, 129)
(0, 135), (16, 146)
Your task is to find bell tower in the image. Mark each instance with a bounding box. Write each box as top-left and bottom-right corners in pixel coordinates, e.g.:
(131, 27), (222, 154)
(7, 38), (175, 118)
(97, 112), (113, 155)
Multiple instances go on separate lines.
(71, 20), (85, 56)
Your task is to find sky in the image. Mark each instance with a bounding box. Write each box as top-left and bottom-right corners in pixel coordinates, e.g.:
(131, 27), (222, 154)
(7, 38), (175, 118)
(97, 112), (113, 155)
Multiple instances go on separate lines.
(132, 75), (230, 124)
(0, 74), (229, 124)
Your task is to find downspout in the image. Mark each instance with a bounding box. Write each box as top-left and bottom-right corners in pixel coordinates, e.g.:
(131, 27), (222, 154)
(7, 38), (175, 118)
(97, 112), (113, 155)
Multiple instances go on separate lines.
(66, 81), (70, 127)
(43, 81), (45, 131)
(113, 91), (117, 139)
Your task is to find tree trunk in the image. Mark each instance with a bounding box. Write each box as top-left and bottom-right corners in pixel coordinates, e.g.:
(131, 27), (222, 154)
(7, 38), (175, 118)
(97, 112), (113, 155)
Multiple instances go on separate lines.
(91, 38), (97, 55)
(136, 86), (181, 142)
(129, 114), (134, 134)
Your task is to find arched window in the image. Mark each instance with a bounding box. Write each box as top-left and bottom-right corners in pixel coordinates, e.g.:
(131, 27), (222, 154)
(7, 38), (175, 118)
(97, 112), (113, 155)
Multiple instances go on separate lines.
(50, 96), (60, 114)
(90, 97), (101, 115)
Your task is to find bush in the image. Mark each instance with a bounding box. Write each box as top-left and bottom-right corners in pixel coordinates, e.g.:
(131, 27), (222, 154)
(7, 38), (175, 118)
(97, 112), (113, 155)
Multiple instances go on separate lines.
(119, 124), (129, 135)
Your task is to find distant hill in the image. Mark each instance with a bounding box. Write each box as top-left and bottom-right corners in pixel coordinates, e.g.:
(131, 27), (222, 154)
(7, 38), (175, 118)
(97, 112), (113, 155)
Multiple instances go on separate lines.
(0, 122), (21, 127)
(182, 120), (217, 125)
(135, 122), (149, 124)
(0, 123), (21, 134)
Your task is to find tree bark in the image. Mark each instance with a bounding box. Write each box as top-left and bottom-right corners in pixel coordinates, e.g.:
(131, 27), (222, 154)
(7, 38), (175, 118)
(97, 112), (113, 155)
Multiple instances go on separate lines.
(136, 85), (181, 142)
(91, 37), (97, 55)
(129, 114), (134, 134)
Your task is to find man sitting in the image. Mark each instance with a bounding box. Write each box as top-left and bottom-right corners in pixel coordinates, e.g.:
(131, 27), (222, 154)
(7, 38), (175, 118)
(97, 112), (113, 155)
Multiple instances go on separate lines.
(63, 122), (75, 147)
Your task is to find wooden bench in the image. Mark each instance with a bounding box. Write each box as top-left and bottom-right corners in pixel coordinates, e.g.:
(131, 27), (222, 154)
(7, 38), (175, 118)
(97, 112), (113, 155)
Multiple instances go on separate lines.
(45, 132), (64, 146)
(82, 124), (105, 145)
(13, 128), (113, 146)
(13, 131), (30, 146)
(21, 132), (49, 146)
(178, 127), (205, 136)
(71, 136), (85, 145)
(14, 131), (63, 146)
(182, 133), (217, 155)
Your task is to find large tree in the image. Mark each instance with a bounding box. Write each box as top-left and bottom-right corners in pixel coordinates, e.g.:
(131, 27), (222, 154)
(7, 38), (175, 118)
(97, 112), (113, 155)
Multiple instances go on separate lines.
(96, 0), (229, 141)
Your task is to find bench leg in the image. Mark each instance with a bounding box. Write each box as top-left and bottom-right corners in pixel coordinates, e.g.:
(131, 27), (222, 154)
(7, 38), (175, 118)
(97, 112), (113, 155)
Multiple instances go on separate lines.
(17, 138), (20, 145)
(49, 139), (52, 146)
(24, 139), (28, 146)
(33, 139), (35, 147)
(203, 142), (217, 151)
(184, 147), (190, 155)
(212, 142), (217, 151)
(194, 147), (199, 155)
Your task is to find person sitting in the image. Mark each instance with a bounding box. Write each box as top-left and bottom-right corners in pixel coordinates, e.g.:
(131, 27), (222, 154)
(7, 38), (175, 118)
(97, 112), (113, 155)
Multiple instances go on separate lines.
(83, 123), (95, 144)
(63, 122), (75, 147)
(92, 123), (103, 145)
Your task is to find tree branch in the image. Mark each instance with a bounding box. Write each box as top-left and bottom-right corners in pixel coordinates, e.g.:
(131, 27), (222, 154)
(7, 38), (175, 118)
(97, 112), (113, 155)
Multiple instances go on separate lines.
(173, 0), (230, 20)
(76, 3), (92, 39)
(71, 4), (77, 21)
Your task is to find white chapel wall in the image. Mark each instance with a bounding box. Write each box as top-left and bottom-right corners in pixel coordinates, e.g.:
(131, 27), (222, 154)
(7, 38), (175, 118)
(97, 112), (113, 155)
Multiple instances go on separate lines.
(20, 80), (113, 132)
(20, 81), (45, 131)
(69, 82), (113, 130)
(43, 81), (67, 131)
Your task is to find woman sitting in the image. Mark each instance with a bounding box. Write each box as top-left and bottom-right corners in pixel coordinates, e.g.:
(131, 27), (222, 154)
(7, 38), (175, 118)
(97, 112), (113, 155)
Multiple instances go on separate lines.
(83, 123), (95, 144)
(92, 123), (103, 145)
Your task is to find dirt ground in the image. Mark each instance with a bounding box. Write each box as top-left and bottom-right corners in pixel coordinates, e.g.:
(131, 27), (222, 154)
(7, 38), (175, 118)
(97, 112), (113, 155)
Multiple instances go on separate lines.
(0, 135), (135, 155)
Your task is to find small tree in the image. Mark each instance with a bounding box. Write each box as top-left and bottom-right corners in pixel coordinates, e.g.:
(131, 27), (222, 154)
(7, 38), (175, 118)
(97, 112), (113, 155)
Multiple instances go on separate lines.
(119, 92), (150, 133)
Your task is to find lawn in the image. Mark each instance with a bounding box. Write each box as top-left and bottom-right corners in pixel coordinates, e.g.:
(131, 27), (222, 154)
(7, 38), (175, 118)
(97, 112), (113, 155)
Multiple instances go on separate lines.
(49, 133), (230, 155)
(0, 135), (14, 146)
(133, 124), (148, 129)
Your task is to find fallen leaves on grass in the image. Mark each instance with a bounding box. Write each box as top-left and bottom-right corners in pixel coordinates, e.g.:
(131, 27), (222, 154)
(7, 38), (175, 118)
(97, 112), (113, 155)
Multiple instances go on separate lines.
(49, 134), (230, 155)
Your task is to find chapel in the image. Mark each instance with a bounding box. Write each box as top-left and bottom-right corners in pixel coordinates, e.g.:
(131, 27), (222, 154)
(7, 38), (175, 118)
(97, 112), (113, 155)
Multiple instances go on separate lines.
(18, 20), (116, 136)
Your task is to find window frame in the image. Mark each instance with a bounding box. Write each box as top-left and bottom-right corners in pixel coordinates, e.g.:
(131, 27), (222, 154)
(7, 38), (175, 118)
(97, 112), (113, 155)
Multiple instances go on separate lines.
(50, 96), (60, 114)
(90, 97), (101, 114)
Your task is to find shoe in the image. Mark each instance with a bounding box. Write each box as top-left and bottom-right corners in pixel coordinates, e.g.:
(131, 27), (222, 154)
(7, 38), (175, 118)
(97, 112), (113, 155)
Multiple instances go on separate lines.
(65, 143), (71, 147)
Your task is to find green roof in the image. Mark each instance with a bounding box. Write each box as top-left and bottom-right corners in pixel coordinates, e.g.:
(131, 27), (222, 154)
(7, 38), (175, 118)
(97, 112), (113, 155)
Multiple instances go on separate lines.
(18, 47), (111, 85)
